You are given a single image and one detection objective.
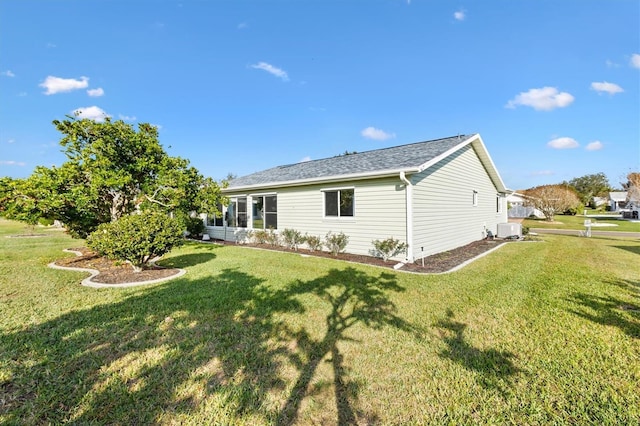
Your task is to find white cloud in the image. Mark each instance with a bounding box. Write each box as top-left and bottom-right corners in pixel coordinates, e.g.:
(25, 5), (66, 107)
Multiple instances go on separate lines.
(1, 70), (15, 77)
(299, 156), (311, 163)
(506, 87), (574, 111)
(361, 126), (396, 141)
(87, 87), (104, 97)
(73, 106), (109, 122)
(46, 42), (57, 48)
(0, 160), (26, 167)
(238, 22), (248, 29)
(40, 76), (89, 95)
(547, 137), (579, 149)
(606, 59), (620, 68)
(119, 114), (137, 121)
(590, 81), (623, 95)
(250, 62), (289, 81)
(454, 10), (465, 21)
(585, 140), (603, 151)
(630, 53), (640, 69)
(7, 139), (15, 144)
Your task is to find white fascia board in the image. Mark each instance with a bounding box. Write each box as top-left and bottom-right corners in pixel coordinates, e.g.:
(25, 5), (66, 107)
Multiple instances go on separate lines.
(415, 133), (508, 193)
(222, 167), (420, 194)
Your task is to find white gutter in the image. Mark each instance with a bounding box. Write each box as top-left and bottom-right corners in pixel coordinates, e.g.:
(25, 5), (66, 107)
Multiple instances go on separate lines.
(399, 171), (413, 262)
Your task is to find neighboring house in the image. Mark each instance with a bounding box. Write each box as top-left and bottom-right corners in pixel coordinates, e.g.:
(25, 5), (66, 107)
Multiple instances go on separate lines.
(592, 196), (608, 208)
(507, 192), (544, 219)
(206, 134), (509, 262)
(609, 192), (628, 211)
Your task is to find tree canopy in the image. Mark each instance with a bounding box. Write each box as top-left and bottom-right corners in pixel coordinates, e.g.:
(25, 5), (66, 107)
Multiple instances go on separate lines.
(522, 184), (581, 222)
(563, 172), (612, 207)
(1, 116), (224, 237)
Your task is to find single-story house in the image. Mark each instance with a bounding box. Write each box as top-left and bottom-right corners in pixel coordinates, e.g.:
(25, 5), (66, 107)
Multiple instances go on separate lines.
(609, 191), (628, 211)
(205, 133), (510, 262)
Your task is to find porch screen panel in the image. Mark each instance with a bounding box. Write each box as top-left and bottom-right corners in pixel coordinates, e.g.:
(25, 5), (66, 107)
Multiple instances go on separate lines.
(264, 195), (277, 229)
(252, 197), (264, 229)
(237, 197), (247, 228)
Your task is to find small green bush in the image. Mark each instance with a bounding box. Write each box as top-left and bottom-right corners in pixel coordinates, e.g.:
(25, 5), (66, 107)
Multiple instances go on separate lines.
(265, 228), (279, 246)
(87, 211), (184, 272)
(372, 237), (408, 262)
(38, 217), (55, 226)
(304, 234), (322, 252)
(522, 225), (530, 236)
(325, 231), (349, 256)
(281, 228), (304, 250)
(185, 216), (205, 237)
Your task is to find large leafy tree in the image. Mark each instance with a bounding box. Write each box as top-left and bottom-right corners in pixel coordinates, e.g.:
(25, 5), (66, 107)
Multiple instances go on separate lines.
(5, 116), (223, 237)
(563, 172), (612, 206)
(522, 184), (580, 222)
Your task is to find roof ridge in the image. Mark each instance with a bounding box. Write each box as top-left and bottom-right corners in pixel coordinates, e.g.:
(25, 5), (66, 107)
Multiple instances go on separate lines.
(278, 133), (474, 168)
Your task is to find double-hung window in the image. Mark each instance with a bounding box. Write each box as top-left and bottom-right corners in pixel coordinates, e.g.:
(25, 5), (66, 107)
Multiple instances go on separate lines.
(324, 188), (354, 217)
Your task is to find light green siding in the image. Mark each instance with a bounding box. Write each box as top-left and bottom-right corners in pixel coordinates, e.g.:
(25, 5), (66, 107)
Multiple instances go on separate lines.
(411, 144), (507, 259)
(221, 177), (408, 258)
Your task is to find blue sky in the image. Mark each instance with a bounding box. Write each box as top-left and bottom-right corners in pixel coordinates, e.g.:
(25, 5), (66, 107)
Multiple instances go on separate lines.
(1, 0), (638, 190)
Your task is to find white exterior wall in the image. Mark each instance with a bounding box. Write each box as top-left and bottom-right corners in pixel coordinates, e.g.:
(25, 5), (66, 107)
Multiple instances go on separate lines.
(411, 145), (508, 259)
(215, 177), (408, 258)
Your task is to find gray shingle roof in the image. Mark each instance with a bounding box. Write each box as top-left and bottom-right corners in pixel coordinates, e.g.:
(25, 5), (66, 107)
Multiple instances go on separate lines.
(227, 134), (474, 189)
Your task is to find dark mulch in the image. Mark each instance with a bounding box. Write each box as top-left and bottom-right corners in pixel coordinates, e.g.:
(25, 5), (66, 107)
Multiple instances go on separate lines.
(54, 239), (506, 285)
(54, 248), (182, 284)
(204, 238), (506, 274)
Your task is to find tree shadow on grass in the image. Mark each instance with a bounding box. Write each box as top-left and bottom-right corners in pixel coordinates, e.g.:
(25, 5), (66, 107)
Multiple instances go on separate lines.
(566, 283), (640, 340)
(611, 245), (640, 256)
(0, 266), (415, 425)
(276, 268), (416, 425)
(435, 309), (522, 399)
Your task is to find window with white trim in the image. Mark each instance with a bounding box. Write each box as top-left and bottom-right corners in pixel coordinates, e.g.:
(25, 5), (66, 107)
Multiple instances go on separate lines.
(496, 194), (502, 213)
(472, 190), (478, 207)
(324, 188), (354, 217)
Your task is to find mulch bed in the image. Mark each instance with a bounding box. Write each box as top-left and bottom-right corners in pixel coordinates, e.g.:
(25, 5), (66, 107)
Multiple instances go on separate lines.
(202, 238), (506, 274)
(54, 239), (507, 285)
(54, 248), (182, 284)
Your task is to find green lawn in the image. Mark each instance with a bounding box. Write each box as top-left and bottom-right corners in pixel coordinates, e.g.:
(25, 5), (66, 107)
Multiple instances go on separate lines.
(1, 219), (639, 424)
(524, 214), (640, 232)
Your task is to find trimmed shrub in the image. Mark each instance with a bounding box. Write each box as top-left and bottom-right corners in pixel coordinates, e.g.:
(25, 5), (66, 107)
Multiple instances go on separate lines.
(372, 237), (408, 262)
(325, 231), (349, 256)
(87, 211), (184, 272)
(281, 228), (304, 250)
(185, 216), (205, 237)
(250, 228), (279, 246)
(304, 234), (322, 252)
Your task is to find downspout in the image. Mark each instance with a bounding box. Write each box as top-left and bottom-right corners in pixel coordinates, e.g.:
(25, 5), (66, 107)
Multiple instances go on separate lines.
(399, 171), (414, 262)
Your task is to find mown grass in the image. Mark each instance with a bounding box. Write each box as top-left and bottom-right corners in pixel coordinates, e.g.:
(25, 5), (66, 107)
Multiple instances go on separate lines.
(524, 214), (640, 232)
(1, 218), (639, 424)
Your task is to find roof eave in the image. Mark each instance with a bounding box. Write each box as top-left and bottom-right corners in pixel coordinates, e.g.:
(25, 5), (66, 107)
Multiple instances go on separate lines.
(222, 167), (420, 193)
